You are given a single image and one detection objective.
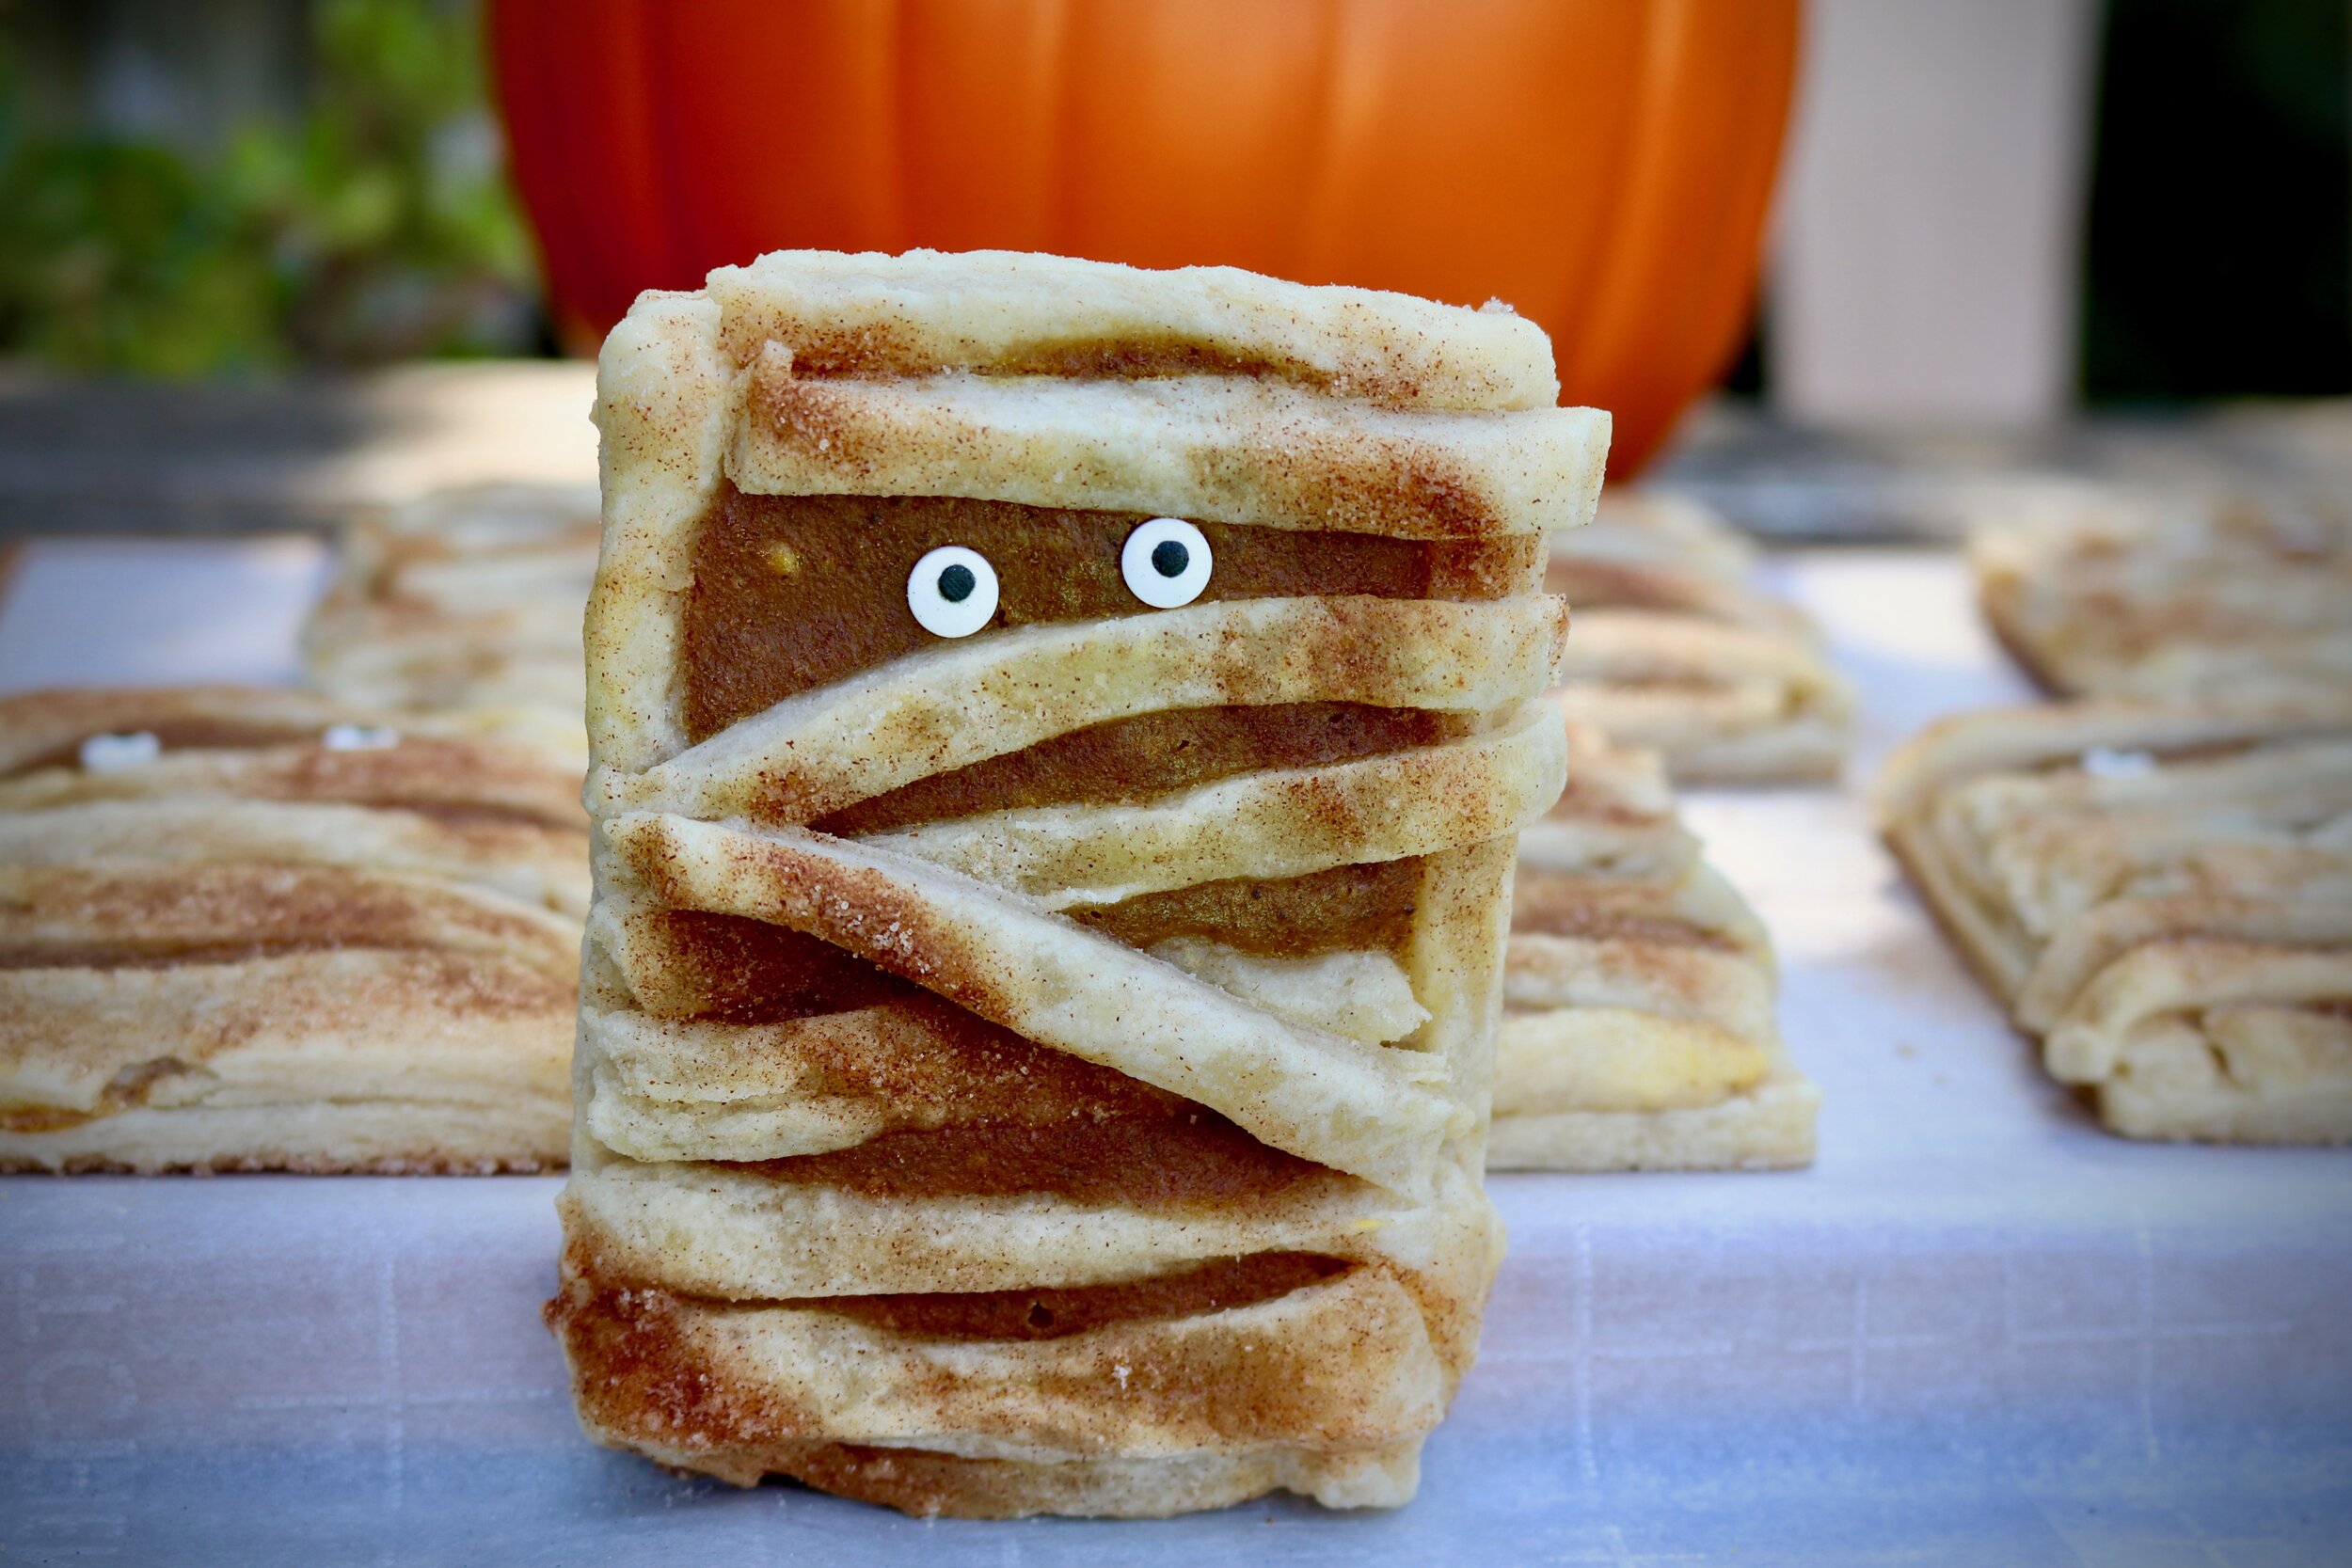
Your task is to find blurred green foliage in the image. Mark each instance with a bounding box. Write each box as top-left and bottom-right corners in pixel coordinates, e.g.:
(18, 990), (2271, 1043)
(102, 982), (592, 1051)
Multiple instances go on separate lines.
(0, 0), (539, 374)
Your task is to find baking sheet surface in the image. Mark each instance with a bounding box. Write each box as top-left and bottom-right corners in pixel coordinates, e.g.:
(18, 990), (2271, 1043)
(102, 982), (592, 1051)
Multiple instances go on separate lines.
(2, 543), (2347, 1566)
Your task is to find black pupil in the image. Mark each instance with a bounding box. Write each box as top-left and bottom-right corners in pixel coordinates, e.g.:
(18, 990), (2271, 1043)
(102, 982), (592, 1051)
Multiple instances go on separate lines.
(937, 562), (976, 603)
(1151, 539), (1189, 578)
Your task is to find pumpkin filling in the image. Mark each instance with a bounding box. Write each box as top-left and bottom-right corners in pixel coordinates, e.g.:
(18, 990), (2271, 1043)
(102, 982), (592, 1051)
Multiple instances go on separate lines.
(800, 1252), (1353, 1341)
(677, 484), (1540, 739)
(723, 321), (1364, 395)
(630, 850), (1424, 1025)
(623, 911), (918, 1023)
(812, 704), (1469, 837)
(1508, 905), (1739, 951)
(1073, 856), (1421, 960)
(738, 1113), (1333, 1210)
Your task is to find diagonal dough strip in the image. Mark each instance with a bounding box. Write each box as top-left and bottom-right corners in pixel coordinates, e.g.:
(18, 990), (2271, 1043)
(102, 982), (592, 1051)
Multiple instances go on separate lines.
(601, 813), (1464, 1198)
(858, 696), (1565, 909)
(599, 594), (1568, 821)
(561, 1145), (1490, 1300)
(2019, 895), (2352, 1035)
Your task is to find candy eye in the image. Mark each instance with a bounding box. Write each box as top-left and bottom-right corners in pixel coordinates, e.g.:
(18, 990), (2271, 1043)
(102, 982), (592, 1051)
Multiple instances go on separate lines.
(1121, 517), (1212, 609)
(906, 545), (1000, 638)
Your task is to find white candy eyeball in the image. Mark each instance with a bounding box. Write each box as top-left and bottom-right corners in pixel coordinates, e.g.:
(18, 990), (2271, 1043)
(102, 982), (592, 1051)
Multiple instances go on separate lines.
(78, 731), (161, 772)
(906, 545), (999, 638)
(321, 723), (402, 752)
(1121, 517), (1212, 609)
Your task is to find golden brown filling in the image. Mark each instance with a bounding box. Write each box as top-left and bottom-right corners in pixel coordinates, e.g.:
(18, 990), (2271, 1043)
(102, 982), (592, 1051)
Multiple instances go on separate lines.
(631, 911), (917, 1023)
(687, 993), (1196, 1126)
(718, 316), (1460, 404)
(740, 1113), (1330, 1210)
(813, 704), (1466, 837)
(678, 485), (1538, 740)
(1545, 559), (1723, 616)
(734, 325), (1329, 388)
(634, 851), (1422, 1025)
(1075, 856), (1422, 960)
(0, 1105), (100, 1133)
(1510, 880), (1736, 950)
(804, 1253), (1352, 1341)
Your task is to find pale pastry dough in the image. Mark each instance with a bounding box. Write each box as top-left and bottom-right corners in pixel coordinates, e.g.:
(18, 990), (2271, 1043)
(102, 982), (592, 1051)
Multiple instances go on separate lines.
(0, 689), (585, 1172)
(1879, 697), (2352, 1144)
(1972, 482), (2352, 704)
(1488, 722), (1816, 1172)
(1545, 490), (1853, 784)
(302, 483), (601, 758)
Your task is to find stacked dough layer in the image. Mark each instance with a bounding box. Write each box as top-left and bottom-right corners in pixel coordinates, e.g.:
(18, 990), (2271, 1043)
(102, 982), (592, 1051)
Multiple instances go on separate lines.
(1493, 722), (1816, 1170)
(547, 249), (1607, 1517)
(0, 688), (582, 1173)
(1548, 490), (1852, 784)
(1880, 701), (2352, 1144)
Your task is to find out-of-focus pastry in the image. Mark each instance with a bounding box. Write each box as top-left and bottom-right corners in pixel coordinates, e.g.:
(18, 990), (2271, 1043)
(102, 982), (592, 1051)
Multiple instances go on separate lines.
(1878, 698), (2352, 1144)
(1493, 722), (1816, 1170)
(0, 687), (583, 1173)
(546, 248), (1608, 1518)
(1971, 483), (2352, 705)
(302, 482), (599, 761)
(1549, 490), (1853, 784)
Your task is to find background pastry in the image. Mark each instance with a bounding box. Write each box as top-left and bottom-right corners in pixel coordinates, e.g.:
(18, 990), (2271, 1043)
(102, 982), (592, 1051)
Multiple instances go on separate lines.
(1879, 698), (2352, 1145)
(0, 687), (581, 1173)
(1548, 489), (1853, 784)
(1971, 482), (2352, 705)
(1494, 721), (1817, 1170)
(302, 482), (601, 762)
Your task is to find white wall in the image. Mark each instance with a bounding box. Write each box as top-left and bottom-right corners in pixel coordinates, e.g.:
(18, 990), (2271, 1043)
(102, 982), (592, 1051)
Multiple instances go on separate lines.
(1771, 0), (2106, 428)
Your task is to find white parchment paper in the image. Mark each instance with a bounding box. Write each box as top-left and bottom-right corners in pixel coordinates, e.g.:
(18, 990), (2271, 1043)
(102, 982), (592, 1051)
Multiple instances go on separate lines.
(2, 542), (2347, 1566)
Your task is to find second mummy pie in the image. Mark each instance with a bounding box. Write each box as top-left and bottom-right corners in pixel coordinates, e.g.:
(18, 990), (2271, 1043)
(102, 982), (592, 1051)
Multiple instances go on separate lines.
(1547, 490), (1853, 784)
(1971, 482), (2352, 705)
(1493, 721), (1816, 1171)
(0, 687), (584, 1174)
(1879, 698), (2352, 1144)
(303, 482), (603, 759)
(546, 248), (1609, 1517)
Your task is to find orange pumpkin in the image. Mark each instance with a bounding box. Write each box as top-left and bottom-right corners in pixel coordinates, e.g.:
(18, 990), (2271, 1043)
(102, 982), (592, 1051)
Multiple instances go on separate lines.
(489, 0), (1797, 473)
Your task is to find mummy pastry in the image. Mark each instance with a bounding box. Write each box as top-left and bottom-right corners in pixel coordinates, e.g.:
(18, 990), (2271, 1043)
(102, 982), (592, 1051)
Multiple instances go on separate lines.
(1546, 489), (1852, 784)
(1492, 722), (1817, 1170)
(302, 482), (603, 759)
(1879, 698), (2352, 1145)
(0, 687), (583, 1173)
(544, 248), (1608, 1517)
(1972, 483), (2352, 705)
